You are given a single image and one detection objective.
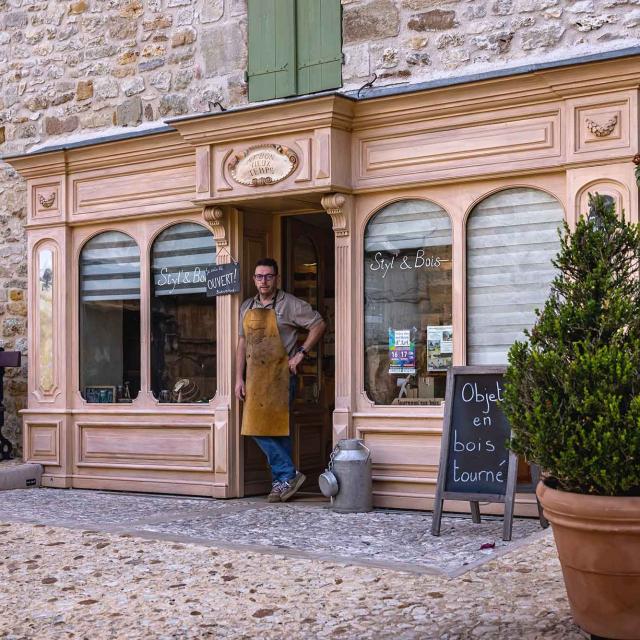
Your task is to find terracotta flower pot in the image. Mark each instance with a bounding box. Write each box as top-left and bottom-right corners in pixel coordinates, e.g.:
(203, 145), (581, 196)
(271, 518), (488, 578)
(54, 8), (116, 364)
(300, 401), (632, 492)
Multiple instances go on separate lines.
(537, 481), (640, 639)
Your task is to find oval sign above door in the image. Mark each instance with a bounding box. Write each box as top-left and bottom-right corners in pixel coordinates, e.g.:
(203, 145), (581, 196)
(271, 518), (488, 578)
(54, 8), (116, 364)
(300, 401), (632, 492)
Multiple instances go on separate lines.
(228, 144), (298, 187)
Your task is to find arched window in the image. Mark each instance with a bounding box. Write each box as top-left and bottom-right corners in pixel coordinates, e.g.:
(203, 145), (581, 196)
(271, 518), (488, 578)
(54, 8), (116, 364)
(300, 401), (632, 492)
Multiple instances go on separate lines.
(364, 200), (452, 405)
(466, 188), (564, 365)
(150, 223), (217, 403)
(79, 231), (140, 402)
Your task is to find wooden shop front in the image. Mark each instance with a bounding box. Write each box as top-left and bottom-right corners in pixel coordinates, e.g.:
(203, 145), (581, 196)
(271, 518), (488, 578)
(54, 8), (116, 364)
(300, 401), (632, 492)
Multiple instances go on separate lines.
(7, 54), (639, 512)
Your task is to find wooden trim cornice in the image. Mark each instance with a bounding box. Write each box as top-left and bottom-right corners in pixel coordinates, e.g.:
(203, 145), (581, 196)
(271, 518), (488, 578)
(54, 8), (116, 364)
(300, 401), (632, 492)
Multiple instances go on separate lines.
(5, 151), (67, 180)
(4, 132), (193, 178)
(171, 94), (355, 146)
(5, 56), (640, 183)
(351, 57), (640, 131)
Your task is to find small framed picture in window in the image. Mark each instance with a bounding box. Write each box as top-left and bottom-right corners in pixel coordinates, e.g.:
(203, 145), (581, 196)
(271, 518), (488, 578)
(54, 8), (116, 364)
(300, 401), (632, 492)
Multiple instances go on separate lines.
(84, 385), (116, 403)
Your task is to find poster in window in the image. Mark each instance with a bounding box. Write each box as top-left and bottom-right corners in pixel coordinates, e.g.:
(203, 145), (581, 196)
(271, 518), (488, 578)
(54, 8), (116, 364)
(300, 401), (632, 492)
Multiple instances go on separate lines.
(427, 325), (453, 371)
(388, 328), (416, 374)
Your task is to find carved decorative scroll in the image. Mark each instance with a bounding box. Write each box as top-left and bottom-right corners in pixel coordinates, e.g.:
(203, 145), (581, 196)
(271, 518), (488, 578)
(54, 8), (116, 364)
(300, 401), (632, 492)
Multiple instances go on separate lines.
(585, 115), (618, 137)
(321, 193), (350, 237)
(203, 206), (227, 248)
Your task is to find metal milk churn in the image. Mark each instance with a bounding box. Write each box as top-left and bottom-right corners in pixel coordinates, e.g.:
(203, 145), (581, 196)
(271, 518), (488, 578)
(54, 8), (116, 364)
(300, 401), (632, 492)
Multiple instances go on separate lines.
(319, 439), (372, 513)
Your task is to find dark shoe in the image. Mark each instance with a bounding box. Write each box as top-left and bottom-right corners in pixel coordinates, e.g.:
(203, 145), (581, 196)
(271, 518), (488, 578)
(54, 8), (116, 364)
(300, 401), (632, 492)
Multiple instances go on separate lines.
(267, 482), (283, 503)
(280, 471), (306, 502)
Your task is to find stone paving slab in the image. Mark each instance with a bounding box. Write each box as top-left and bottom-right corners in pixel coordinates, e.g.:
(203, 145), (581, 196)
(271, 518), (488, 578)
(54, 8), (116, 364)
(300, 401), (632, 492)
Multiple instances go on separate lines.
(0, 521), (584, 640)
(0, 488), (543, 577)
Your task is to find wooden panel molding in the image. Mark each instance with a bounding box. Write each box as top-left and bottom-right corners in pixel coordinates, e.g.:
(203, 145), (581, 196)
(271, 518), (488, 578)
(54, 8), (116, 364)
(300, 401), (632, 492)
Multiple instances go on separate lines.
(31, 180), (64, 223)
(72, 155), (196, 219)
(77, 422), (213, 469)
(356, 109), (560, 186)
(30, 241), (62, 403)
(24, 420), (61, 465)
(355, 423), (444, 473)
(195, 145), (211, 194)
(567, 91), (635, 162)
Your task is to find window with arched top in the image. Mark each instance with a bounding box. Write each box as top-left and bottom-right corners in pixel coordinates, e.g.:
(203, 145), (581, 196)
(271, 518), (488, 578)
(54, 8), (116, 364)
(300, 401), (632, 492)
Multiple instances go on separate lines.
(150, 222), (217, 403)
(364, 199), (453, 406)
(466, 188), (564, 365)
(79, 231), (141, 402)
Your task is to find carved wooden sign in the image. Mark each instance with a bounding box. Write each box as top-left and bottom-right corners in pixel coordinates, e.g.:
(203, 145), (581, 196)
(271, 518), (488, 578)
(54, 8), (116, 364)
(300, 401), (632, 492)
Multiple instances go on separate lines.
(228, 144), (298, 187)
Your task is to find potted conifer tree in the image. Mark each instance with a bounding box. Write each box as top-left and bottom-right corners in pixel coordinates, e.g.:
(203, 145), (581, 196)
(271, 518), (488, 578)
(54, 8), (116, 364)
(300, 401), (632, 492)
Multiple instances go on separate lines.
(501, 194), (640, 639)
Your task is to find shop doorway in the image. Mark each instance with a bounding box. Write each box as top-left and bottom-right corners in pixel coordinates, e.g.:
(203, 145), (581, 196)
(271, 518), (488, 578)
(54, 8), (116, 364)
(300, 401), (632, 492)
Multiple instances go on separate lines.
(242, 212), (335, 496)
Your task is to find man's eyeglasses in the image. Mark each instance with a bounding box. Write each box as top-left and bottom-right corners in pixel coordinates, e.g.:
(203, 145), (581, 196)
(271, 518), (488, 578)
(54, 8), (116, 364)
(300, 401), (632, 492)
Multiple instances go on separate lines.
(254, 274), (275, 281)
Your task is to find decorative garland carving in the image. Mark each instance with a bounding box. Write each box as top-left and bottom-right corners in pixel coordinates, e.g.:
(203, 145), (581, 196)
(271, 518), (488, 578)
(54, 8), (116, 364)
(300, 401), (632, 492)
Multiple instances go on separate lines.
(38, 192), (56, 209)
(585, 114), (618, 137)
(321, 193), (350, 238)
(203, 206), (228, 247)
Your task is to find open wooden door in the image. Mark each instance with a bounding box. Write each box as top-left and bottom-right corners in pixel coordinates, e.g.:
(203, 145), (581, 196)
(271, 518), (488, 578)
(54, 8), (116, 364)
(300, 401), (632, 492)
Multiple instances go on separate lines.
(241, 223), (273, 496)
(283, 214), (335, 491)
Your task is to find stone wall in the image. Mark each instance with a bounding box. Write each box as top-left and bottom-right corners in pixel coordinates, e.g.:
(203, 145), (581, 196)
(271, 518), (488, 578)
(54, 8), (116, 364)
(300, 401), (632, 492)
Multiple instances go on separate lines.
(342, 0), (640, 87)
(1, 0), (639, 454)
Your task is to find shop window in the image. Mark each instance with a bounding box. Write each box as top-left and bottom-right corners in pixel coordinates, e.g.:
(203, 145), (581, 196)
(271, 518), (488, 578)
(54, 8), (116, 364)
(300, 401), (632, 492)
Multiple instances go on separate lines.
(79, 232), (141, 403)
(150, 223), (217, 403)
(247, 0), (342, 102)
(364, 200), (453, 406)
(466, 188), (564, 365)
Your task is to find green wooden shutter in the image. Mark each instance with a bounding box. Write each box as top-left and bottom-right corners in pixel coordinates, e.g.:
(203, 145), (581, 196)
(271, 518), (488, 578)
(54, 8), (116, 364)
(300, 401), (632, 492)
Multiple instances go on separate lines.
(247, 0), (296, 102)
(296, 0), (342, 95)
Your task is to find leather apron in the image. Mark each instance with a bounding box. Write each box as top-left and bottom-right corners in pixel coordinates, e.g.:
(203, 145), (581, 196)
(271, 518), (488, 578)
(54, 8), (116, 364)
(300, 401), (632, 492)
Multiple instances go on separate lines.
(241, 303), (290, 437)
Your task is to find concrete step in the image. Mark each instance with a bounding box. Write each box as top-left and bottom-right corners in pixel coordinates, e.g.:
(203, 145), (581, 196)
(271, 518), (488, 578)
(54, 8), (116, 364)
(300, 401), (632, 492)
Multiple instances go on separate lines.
(0, 461), (43, 491)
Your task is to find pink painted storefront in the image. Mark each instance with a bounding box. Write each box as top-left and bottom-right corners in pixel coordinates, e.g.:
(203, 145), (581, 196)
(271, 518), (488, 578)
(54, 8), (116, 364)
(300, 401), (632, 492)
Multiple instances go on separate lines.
(6, 54), (639, 512)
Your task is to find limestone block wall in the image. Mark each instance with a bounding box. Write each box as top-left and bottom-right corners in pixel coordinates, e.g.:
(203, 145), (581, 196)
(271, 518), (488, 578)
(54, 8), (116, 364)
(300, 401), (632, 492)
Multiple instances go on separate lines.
(341, 0), (640, 87)
(1, 0), (639, 454)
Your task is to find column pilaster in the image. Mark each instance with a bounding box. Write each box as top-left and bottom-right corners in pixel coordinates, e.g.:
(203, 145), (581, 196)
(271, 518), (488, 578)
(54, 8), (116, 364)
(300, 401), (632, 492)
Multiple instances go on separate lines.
(321, 193), (356, 443)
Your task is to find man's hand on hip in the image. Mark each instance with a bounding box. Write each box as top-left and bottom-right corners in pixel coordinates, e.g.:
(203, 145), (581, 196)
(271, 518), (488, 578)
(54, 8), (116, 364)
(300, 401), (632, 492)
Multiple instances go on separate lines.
(288, 351), (305, 375)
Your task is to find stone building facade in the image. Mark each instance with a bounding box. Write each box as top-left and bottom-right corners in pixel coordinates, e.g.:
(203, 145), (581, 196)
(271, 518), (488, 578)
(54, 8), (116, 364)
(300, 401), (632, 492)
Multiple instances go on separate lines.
(1, 0), (640, 453)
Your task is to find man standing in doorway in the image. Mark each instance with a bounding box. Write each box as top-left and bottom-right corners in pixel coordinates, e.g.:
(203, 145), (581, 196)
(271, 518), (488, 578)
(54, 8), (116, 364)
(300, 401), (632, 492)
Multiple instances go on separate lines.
(235, 258), (326, 502)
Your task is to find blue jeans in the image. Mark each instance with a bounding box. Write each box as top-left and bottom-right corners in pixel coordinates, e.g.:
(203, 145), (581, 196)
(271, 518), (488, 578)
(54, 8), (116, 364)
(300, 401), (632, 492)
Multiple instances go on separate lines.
(252, 376), (297, 484)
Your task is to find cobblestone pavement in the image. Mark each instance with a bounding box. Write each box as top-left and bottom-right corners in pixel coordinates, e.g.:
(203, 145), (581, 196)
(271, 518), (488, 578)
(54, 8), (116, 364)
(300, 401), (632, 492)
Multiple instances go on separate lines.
(0, 488), (583, 639)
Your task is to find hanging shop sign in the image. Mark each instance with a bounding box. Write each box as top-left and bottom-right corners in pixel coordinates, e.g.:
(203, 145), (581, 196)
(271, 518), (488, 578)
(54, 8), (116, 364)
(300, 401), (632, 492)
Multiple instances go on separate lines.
(206, 262), (240, 297)
(229, 144), (298, 187)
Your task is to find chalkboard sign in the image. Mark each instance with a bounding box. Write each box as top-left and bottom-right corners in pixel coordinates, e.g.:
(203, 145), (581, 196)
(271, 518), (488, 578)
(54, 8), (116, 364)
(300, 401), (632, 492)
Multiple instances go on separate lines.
(431, 366), (519, 541)
(206, 263), (240, 297)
